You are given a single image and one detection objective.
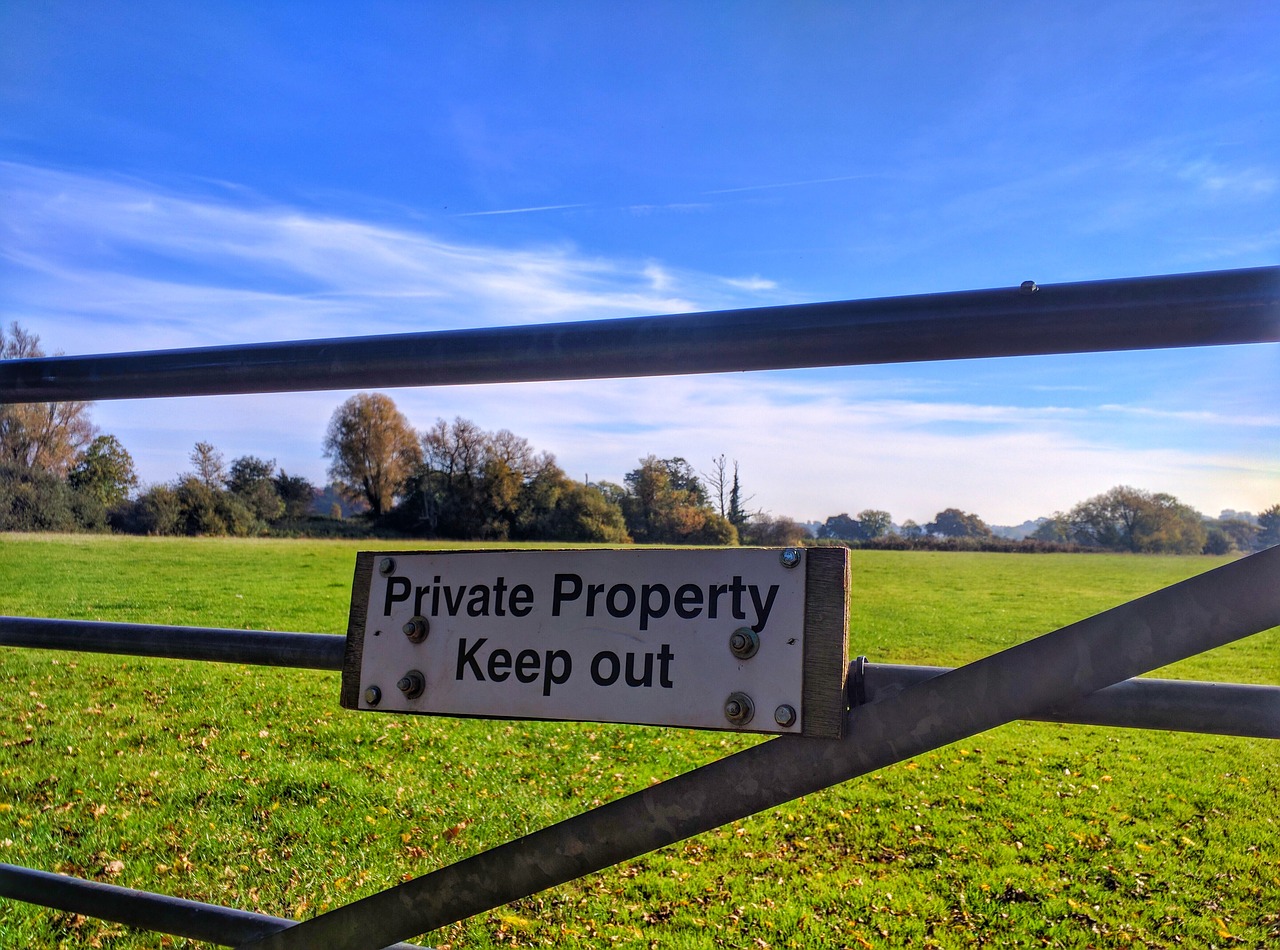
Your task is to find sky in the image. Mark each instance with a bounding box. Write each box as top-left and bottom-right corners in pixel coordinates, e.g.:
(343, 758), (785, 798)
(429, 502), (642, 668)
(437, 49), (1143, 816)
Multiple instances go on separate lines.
(1, 1), (1277, 526)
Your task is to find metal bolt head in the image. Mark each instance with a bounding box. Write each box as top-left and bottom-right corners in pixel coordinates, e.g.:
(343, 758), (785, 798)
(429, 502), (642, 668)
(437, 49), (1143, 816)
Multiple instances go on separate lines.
(723, 691), (755, 727)
(728, 626), (759, 659)
(364, 685), (382, 706)
(774, 704), (797, 728)
(1019, 279), (1039, 295)
(402, 615), (429, 643)
(779, 548), (802, 569)
(396, 669), (425, 700)
(378, 556), (396, 576)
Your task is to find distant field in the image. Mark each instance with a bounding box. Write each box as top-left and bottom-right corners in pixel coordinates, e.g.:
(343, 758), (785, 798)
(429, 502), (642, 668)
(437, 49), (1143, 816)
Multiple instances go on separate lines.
(1, 535), (1277, 948)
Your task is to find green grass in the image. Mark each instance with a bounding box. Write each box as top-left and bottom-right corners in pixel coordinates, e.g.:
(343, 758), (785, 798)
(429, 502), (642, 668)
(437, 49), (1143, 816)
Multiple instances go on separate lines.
(1, 535), (1277, 948)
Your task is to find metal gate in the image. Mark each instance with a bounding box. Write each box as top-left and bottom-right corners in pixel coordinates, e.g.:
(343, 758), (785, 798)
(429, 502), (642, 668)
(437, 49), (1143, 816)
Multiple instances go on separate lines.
(2, 266), (1278, 949)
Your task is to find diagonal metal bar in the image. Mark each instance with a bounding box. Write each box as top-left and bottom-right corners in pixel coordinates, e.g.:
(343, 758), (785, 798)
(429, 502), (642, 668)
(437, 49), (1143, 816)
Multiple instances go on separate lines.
(2, 266), (1276, 403)
(0, 863), (428, 949)
(242, 546), (1280, 950)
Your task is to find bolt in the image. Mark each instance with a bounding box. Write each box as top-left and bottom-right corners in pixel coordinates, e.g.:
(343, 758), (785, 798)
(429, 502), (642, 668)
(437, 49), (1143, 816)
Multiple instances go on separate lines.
(378, 556), (396, 576)
(364, 685), (382, 706)
(402, 615), (429, 643)
(774, 704), (797, 728)
(723, 691), (755, 727)
(780, 548), (802, 569)
(728, 626), (759, 659)
(397, 669), (425, 700)
(1019, 279), (1039, 295)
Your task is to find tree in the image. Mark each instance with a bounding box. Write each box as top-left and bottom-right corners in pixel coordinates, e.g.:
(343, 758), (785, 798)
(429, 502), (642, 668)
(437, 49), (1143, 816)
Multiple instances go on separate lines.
(818, 513), (859, 541)
(741, 513), (809, 546)
(1068, 486), (1205, 554)
(900, 519), (923, 540)
(274, 470), (317, 520)
(0, 322), (97, 476)
(856, 509), (892, 540)
(620, 456), (736, 545)
(190, 442), (227, 489)
(228, 455), (285, 523)
(1030, 513), (1072, 543)
(323, 393), (420, 517)
(1258, 504), (1280, 549)
(926, 508), (991, 538)
(727, 461), (752, 529)
(68, 435), (139, 509)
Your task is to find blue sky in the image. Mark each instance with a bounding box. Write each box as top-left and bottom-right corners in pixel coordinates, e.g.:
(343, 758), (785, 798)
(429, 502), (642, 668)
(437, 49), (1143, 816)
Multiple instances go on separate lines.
(1, 1), (1277, 525)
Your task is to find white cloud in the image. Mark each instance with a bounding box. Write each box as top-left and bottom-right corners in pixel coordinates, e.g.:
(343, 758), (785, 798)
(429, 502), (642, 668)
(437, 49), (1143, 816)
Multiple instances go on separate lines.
(4, 162), (1276, 525)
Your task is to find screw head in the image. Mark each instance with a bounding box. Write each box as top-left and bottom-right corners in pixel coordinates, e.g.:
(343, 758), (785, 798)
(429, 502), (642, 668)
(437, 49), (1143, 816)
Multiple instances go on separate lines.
(1019, 279), (1039, 295)
(723, 691), (755, 727)
(364, 685), (382, 706)
(780, 548), (802, 569)
(402, 615), (429, 643)
(378, 556), (396, 576)
(774, 704), (797, 728)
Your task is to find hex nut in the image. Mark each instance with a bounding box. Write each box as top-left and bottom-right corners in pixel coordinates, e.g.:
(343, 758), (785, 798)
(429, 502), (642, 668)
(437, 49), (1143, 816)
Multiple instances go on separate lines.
(364, 685), (382, 706)
(378, 556), (396, 576)
(779, 548), (802, 569)
(723, 691), (755, 727)
(397, 670), (426, 700)
(402, 615), (429, 643)
(728, 626), (760, 659)
(774, 704), (797, 728)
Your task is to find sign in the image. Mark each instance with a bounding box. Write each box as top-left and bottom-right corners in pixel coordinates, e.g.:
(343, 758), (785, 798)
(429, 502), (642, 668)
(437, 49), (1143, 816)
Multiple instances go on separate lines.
(340, 547), (848, 736)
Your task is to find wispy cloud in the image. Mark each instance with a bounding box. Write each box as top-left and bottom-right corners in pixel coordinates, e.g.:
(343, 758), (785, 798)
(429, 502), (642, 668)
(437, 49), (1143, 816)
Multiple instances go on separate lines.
(3, 161), (1275, 524)
(453, 203), (588, 217)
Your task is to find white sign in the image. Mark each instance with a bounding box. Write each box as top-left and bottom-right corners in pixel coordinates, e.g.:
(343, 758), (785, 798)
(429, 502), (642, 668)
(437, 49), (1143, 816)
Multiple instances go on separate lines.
(341, 548), (848, 736)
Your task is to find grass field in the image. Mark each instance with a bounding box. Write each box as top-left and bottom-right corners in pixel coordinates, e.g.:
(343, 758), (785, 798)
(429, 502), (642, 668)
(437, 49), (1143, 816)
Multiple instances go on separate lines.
(1, 535), (1277, 948)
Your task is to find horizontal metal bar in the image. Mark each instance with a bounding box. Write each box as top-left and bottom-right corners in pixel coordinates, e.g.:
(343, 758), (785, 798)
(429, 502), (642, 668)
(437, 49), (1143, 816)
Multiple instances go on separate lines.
(0, 863), (427, 949)
(2, 266), (1276, 403)
(4, 617), (1276, 738)
(244, 545), (1280, 950)
(859, 662), (1280, 738)
(0, 617), (345, 670)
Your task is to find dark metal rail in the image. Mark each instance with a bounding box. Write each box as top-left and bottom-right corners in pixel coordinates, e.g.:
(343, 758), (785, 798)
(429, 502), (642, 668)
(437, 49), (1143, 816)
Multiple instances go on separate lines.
(0, 616), (345, 669)
(0, 864), (426, 950)
(3, 616), (1277, 739)
(242, 546), (1280, 950)
(1, 266), (1276, 403)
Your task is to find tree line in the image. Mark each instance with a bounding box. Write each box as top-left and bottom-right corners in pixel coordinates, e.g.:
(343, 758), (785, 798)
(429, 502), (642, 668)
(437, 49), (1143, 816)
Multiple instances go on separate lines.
(814, 489), (1279, 555)
(3, 321), (1277, 551)
(321, 392), (808, 545)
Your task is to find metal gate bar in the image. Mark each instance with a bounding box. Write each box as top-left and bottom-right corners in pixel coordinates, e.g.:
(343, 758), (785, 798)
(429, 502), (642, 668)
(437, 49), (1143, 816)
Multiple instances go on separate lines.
(0, 863), (426, 950)
(1, 267), (1276, 403)
(859, 661), (1280, 738)
(0, 616), (344, 670)
(240, 545), (1280, 950)
(4, 616), (1277, 739)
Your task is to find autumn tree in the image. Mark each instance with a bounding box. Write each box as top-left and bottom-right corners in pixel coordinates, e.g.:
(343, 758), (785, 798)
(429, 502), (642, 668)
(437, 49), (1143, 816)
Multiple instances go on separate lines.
(323, 393), (420, 517)
(619, 456), (736, 545)
(0, 322), (96, 475)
